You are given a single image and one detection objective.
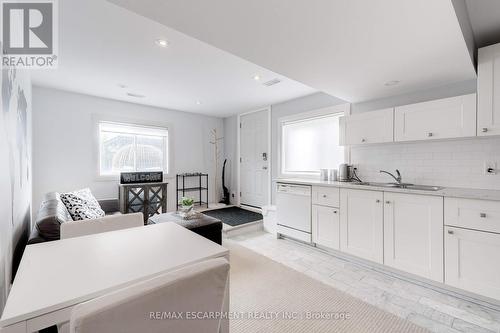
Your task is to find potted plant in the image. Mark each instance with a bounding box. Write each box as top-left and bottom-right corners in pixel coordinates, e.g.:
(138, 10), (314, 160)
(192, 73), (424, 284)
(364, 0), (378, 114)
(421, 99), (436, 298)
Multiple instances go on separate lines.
(179, 197), (194, 212)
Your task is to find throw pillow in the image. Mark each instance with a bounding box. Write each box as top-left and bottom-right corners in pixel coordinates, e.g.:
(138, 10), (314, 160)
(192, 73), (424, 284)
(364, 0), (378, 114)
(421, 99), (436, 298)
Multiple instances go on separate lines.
(60, 188), (105, 221)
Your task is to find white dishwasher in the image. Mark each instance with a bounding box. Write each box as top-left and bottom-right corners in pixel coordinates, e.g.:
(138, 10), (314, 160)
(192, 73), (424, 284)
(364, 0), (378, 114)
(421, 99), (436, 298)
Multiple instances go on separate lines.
(276, 183), (312, 243)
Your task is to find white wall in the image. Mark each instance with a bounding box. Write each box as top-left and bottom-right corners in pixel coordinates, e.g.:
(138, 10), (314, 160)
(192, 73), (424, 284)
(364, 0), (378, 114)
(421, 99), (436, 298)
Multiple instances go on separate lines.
(223, 115), (238, 202)
(32, 87), (224, 212)
(0, 69), (32, 313)
(350, 79), (477, 113)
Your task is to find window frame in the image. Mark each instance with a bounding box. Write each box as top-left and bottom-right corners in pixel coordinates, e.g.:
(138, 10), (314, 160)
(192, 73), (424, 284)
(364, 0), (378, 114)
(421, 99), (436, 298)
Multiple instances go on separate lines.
(93, 115), (173, 181)
(277, 104), (350, 179)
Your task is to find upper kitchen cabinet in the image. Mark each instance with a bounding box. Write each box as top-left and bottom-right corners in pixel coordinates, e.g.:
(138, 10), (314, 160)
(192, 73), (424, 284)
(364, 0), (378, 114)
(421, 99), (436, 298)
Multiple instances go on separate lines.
(394, 94), (477, 142)
(478, 43), (500, 137)
(339, 108), (394, 145)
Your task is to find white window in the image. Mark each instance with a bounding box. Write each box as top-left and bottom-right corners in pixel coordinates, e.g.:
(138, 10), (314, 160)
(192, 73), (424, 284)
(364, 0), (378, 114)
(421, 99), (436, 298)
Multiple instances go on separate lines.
(98, 121), (168, 176)
(280, 113), (344, 176)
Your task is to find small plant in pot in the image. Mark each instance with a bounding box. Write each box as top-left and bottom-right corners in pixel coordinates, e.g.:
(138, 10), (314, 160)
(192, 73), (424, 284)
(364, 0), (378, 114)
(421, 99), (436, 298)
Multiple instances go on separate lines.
(179, 197), (194, 213)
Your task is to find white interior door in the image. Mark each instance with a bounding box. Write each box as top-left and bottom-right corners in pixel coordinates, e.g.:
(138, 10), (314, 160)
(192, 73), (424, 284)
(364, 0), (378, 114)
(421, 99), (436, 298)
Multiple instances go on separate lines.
(240, 109), (269, 208)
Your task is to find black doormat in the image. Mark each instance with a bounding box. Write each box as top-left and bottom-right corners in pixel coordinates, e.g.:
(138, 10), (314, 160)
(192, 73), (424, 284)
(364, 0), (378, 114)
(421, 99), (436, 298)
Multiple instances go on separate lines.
(203, 207), (263, 227)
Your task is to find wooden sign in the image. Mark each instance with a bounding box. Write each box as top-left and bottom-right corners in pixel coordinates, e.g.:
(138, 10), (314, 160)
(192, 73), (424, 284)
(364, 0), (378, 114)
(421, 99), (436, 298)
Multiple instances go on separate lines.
(120, 172), (163, 184)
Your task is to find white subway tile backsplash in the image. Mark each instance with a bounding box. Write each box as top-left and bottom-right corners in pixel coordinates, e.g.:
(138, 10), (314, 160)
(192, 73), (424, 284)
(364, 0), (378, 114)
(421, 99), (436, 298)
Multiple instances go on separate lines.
(351, 137), (500, 190)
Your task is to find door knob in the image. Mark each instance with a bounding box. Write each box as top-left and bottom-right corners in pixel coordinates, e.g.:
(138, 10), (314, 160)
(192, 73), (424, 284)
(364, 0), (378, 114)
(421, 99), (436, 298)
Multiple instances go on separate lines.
(480, 213), (486, 218)
(385, 201), (390, 204)
(333, 210), (338, 214)
(427, 132), (433, 137)
(322, 194), (327, 198)
(447, 230), (454, 235)
(262, 166), (268, 170)
(482, 128), (488, 133)
(361, 138), (366, 143)
(376, 199), (380, 203)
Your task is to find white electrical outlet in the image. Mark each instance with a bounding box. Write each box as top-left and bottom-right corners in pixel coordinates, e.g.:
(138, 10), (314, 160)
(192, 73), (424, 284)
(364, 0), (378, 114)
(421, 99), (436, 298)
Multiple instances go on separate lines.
(484, 161), (497, 175)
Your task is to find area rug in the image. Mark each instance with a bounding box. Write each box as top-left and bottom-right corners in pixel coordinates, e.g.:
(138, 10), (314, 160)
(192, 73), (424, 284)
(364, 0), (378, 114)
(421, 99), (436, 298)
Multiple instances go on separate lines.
(204, 207), (262, 226)
(227, 241), (428, 333)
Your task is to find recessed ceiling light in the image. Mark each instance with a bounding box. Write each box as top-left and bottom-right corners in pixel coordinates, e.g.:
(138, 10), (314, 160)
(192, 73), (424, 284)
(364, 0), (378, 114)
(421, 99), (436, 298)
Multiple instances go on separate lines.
(127, 92), (145, 98)
(196, 101), (202, 105)
(384, 80), (400, 86)
(253, 74), (261, 81)
(155, 39), (169, 48)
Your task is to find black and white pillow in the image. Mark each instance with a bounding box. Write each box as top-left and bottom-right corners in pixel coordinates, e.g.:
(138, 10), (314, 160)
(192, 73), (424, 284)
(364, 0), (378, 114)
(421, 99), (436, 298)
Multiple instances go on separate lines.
(60, 188), (105, 221)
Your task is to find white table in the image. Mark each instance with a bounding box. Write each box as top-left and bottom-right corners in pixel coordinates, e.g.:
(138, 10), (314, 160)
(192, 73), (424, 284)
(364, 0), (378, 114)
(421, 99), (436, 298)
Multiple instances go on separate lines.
(0, 223), (229, 333)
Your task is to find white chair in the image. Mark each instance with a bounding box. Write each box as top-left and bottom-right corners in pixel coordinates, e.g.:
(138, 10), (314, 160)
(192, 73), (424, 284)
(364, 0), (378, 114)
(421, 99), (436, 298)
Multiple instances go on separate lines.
(60, 212), (144, 239)
(62, 257), (229, 333)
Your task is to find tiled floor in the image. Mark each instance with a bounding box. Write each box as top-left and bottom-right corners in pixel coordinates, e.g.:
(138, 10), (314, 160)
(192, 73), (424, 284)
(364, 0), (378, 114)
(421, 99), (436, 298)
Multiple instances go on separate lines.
(225, 231), (500, 333)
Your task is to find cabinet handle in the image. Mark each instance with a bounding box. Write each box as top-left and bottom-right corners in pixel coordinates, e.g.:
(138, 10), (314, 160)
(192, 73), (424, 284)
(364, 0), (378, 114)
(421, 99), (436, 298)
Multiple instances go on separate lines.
(376, 199), (380, 203)
(480, 213), (487, 218)
(482, 128), (488, 133)
(447, 230), (454, 235)
(322, 194), (327, 198)
(361, 138), (366, 143)
(385, 201), (390, 204)
(333, 210), (338, 214)
(427, 132), (433, 137)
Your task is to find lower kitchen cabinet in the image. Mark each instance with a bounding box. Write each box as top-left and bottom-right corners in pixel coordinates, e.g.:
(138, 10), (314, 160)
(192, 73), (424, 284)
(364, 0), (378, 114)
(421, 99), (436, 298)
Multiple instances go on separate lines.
(383, 193), (444, 282)
(340, 189), (384, 264)
(445, 226), (500, 300)
(312, 204), (340, 250)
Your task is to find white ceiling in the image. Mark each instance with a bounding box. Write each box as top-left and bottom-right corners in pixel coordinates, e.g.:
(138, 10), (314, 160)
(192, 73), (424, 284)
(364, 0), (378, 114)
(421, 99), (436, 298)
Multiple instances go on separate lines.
(109, 0), (477, 104)
(465, 0), (500, 48)
(31, 0), (316, 117)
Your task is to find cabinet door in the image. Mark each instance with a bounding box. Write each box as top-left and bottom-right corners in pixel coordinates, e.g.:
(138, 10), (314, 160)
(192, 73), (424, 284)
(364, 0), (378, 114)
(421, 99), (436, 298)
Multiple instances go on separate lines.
(384, 193), (443, 282)
(340, 189), (384, 263)
(312, 205), (340, 250)
(445, 226), (500, 300)
(395, 94), (476, 142)
(478, 43), (500, 136)
(341, 108), (394, 145)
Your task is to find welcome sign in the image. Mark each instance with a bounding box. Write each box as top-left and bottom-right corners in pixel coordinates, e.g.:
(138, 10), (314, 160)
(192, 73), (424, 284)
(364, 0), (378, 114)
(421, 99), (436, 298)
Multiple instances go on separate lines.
(120, 172), (163, 184)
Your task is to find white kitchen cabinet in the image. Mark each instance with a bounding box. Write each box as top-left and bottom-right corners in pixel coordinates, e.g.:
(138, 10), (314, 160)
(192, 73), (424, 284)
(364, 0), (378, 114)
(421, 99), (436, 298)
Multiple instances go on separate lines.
(478, 43), (500, 136)
(312, 205), (340, 250)
(383, 193), (444, 282)
(340, 189), (384, 263)
(445, 226), (500, 300)
(340, 108), (394, 145)
(445, 198), (500, 234)
(394, 93), (477, 142)
(312, 186), (340, 207)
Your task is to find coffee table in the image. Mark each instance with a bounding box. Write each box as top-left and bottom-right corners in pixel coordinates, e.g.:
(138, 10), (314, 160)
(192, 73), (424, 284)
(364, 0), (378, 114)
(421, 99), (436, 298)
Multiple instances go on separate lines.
(148, 212), (223, 245)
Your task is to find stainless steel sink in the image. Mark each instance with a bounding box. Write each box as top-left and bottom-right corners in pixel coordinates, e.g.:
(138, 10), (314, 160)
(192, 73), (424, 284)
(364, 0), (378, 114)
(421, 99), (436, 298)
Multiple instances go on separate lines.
(352, 182), (443, 191)
(398, 184), (444, 191)
(354, 182), (400, 188)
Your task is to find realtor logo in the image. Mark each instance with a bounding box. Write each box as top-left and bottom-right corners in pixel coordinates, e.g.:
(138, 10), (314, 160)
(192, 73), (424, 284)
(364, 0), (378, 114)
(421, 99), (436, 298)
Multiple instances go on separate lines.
(1, 0), (58, 68)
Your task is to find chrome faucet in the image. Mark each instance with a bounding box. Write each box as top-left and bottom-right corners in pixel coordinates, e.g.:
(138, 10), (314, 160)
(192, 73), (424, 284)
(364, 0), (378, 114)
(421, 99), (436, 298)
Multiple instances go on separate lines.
(380, 169), (402, 184)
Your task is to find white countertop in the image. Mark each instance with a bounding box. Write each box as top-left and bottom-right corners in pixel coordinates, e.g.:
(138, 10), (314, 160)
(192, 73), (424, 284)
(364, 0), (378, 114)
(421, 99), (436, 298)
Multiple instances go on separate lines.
(276, 178), (500, 201)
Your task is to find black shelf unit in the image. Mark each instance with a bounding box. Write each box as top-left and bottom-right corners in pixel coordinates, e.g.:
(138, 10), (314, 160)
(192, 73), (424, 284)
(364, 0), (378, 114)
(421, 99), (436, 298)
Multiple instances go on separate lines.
(176, 173), (209, 209)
